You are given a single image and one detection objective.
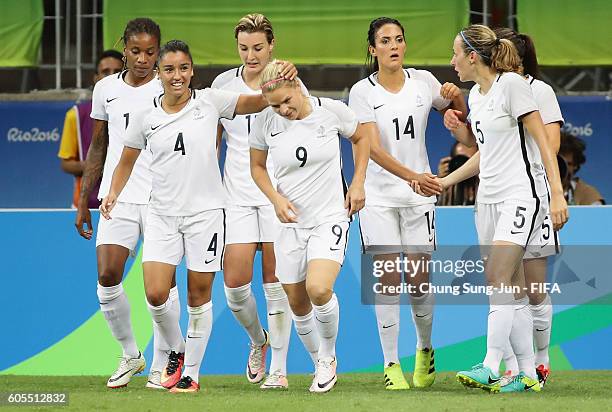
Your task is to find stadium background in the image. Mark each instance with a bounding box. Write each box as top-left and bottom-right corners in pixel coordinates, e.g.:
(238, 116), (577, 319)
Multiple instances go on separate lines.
(0, 0), (611, 376)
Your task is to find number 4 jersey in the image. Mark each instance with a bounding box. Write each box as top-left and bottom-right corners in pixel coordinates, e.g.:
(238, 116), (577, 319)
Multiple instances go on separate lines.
(90, 71), (162, 204)
(348, 68), (451, 207)
(249, 97), (358, 229)
(125, 88), (239, 216)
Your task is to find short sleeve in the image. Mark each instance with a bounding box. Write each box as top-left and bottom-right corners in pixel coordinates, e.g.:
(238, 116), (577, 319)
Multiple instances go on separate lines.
(323, 98), (358, 138)
(417, 70), (451, 111)
(348, 82), (375, 124)
(123, 112), (147, 150)
(533, 82), (564, 125)
(201, 88), (239, 120)
(503, 74), (538, 120)
(249, 111), (268, 150)
(90, 80), (107, 120)
(58, 107), (79, 159)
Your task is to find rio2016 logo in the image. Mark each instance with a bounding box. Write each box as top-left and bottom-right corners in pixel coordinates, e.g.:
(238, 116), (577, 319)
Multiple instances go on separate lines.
(6, 127), (60, 142)
(562, 122), (593, 137)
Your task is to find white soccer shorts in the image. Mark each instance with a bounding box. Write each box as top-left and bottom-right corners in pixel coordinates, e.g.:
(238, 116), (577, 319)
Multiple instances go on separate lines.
(475, 196), (548, 256)
(96, 201), (147, 253)
(225, 204), (279, 244)
(143, 209), (225, 272)
(358, 203), (436, 255)
(274, 221), (350, 284)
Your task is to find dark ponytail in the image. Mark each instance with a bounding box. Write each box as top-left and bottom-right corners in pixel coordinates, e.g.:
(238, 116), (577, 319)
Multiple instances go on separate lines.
(365, 17), (405, 75)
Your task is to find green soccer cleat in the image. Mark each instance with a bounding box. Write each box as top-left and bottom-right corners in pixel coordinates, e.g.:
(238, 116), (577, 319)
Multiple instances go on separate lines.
(500, 372), (541, 393)
(383, 363), (410, 390)
(413, 347), (436, 388)
(456, 363), (502, 393)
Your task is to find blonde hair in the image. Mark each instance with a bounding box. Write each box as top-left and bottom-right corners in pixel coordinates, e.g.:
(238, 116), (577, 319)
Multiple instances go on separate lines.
(234, 13), (274, 44)
(459, 24), (521, 73)
(259, 60), (298, 92)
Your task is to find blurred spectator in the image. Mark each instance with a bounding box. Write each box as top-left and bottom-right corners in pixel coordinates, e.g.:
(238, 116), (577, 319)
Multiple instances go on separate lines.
(57, 50), (123, 208)
(436, 141), (478, 205)
(558, 131), (605, 205)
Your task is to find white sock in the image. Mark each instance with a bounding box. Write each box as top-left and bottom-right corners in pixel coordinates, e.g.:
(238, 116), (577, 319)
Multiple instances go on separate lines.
(313, 293), (340, 360)
(532, 294), (553, 367)
(151, 286), (180, 372)
(97, 283), (139, 358)
(183, 302), (213, 384)
(293, 310), (320, 365)
(502, 340), (519, 375)
(482, 291), (515, 374)
(374, 294), (400, 366)
(410, 292), (434, 350)
(224, 283), (265, 346)
(510, 296), (537, 380)
(263, 282), (291, 376)
(147, 298), (185, 353)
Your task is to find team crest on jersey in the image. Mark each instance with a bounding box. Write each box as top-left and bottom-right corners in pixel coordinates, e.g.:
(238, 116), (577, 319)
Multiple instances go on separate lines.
(487, 99), (495, 111)
(416, 94), (423, 107)
(193, 106), (204, 119)
(316, 125), (325, 138)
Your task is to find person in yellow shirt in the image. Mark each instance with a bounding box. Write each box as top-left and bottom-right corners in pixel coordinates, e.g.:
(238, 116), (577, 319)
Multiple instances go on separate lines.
(58, 50), (124, 207)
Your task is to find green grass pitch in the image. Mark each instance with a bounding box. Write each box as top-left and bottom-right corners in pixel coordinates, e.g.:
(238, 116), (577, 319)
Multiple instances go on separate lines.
(2, 372), (611, 411)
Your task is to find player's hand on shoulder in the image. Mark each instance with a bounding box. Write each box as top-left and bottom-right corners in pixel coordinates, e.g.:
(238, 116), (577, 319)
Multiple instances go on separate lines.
(75, 201), (93, 240)
(99, 193), (118, 221)
(272, 194), (298, 223)
(345, 183), (365, 216)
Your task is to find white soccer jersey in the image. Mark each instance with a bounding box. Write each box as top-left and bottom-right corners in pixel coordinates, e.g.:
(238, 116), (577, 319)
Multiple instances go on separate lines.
(249, 96), (358, 228)
(212, 66), (309, 206)
(525, 75), (565, 178)
(348, 68), (450, 207)
(467, 72), (547, 203)
(124, 88), (239, 216)
(91, 71), (162, 203)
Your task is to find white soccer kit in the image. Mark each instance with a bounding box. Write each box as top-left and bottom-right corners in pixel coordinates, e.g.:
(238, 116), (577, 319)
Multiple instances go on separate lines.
(212, 66), (309, 244)
(125, 88), (239, 271)
(349, 69), (450, 254)
(524, 75), (564, 259)
(468, 72), (548, 248)
(90, 71), (161, 250)
(249, 97), (357, 283)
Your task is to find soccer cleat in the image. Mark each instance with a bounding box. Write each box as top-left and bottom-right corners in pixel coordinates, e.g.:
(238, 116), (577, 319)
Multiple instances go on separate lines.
(383, 362), (410, 390)
(536, 364), (550, 388)
(310, 357), (337, 393)
(106, 352), (145, 389)
(161, 351), (185, 389)
(456, 363), (501, 393)
(260, 370), (289, 389)
(413, 347), (436, 388)
(246, 329), (269, 384)
(145, 370), (164, 389)
(169, 376), (200, 393)
(499, 372), (541, 393)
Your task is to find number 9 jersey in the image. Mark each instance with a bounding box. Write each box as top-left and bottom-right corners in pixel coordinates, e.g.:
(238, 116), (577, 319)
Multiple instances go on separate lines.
(249, 97), (358, 228)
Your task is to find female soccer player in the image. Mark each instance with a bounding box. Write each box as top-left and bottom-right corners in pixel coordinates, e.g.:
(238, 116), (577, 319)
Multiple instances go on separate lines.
(100, 40), (295, 393)
(74, 18), (181, 389)
(250, 61), (369, 393)
(441, 24), (567, 393)
(211, 14), (299, 389)
(494, 28), (563, 388)
(348, 17), (467, 390)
